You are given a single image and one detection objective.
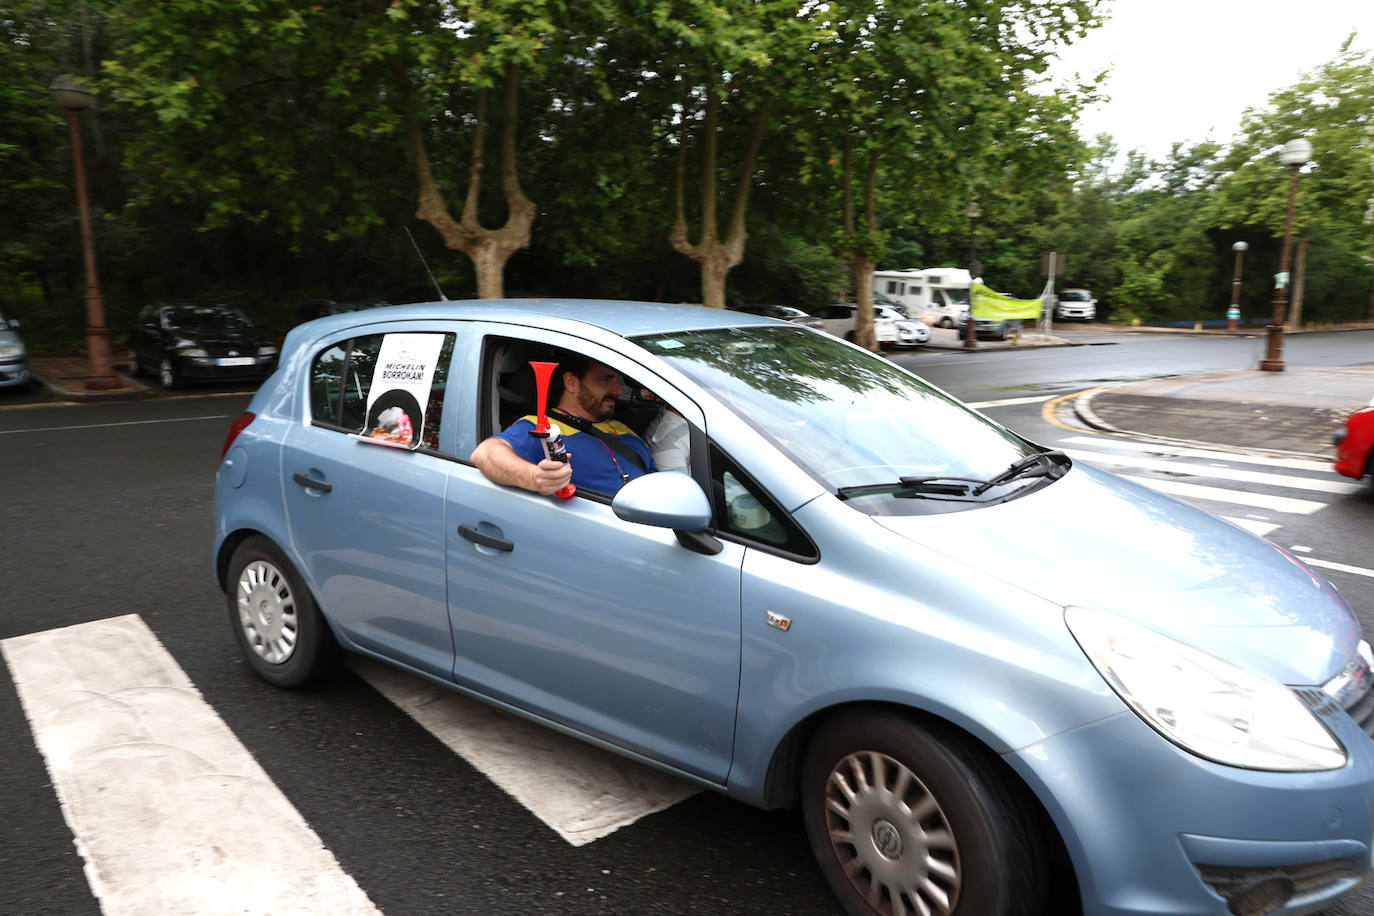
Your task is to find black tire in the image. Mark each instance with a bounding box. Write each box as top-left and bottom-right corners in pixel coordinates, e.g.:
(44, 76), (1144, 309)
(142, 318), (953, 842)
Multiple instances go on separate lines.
(226, 535), (338, 688)
(801, 711), (1046, 916)
(159, 357), (181, 390)
(939, 317), (954, 329)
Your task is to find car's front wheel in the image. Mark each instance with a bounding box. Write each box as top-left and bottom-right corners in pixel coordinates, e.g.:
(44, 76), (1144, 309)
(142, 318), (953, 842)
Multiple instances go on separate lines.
(801, 711), (1045, 916)
(938, 317), (954, 329)
(226, 536), (338, 688)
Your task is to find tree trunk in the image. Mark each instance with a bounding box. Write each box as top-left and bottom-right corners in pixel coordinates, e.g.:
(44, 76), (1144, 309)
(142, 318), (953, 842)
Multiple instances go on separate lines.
(403, 64), (535, 299)
(849, 256), (877, 350)
(669, 89), (766, 308)
(838, 139), (880, 351)
(1288, 235), (1308, 328)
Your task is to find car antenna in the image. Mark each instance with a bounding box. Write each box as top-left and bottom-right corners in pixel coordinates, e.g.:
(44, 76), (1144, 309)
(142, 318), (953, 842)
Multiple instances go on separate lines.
(405, 225), (449, 302)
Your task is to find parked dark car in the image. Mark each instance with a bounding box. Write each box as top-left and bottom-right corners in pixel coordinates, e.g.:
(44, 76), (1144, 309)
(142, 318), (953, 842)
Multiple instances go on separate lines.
(292, 299), (389, 327)
(957, 314), (1014, 340)
(127, 302), (279, 389)
(0, 309), (30, 390)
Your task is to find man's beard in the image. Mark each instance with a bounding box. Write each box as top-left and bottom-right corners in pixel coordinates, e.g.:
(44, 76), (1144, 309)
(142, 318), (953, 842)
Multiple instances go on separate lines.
(578, 386), (615, 421)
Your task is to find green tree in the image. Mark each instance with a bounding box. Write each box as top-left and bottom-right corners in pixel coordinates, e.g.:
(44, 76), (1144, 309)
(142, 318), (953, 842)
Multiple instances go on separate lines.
(1211, 39), (1374, 325)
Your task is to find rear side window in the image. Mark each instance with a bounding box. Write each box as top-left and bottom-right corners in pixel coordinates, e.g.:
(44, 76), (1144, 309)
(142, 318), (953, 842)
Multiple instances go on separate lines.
(309, 332), (455, 453)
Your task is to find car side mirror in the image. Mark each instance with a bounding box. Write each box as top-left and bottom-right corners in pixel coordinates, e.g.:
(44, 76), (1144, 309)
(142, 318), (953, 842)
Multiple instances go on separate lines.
(612, 471), (712, 532)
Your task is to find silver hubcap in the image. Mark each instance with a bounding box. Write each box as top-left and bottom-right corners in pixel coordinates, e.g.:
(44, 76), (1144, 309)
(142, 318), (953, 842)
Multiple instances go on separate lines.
(236, 559), (298, 664)
(824, 751), (960, 916)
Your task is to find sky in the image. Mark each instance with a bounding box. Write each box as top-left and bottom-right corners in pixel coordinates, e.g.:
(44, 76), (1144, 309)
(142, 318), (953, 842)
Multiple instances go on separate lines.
(1048, 0), (1374, 161)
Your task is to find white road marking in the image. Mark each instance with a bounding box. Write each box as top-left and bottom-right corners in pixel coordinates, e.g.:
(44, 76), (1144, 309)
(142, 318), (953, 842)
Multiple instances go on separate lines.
(1119, 475), (1328, 514)
(1054, 435), (1334, 473)
(1, 615), (379, 916)
(0, 415), (232, 435)
(1223, 517), (1280, 537)
(351, 657), (698, 846)
(1066, 447), (1360, 495)
(965, 395), (1053, 409)
(1305, 558), (1374, 580)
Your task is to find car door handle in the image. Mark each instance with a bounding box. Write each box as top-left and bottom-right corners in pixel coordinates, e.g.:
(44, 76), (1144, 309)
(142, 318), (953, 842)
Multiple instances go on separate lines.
(292, 471), (333, 493)
(458, 524), (513, 552)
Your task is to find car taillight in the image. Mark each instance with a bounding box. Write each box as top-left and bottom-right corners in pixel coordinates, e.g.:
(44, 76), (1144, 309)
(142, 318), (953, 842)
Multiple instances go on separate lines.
(221, 411), (256, 459)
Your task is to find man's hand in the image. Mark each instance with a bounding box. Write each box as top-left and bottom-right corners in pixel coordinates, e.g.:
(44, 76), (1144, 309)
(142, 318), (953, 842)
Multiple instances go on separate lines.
(471, 436), (574, 496)
(531, 455), (573, 495)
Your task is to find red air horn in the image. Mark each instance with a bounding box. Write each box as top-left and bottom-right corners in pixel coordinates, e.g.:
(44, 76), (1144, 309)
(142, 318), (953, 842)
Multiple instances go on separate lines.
(528, 361), (575, 499)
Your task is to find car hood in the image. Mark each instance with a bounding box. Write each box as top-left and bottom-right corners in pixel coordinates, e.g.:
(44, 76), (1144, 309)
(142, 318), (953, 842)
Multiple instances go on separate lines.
(0, 328), (22, 349)
(178, 327), (264, 347)
(872, 463), (1358, 686)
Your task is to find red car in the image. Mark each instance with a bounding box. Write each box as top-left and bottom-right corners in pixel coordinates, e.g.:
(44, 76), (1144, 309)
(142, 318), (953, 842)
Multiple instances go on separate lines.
(1334, 403), (1374, 480)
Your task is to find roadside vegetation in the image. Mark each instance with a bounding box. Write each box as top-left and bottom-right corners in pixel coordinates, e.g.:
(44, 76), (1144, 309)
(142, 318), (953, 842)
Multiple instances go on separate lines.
(3, 0), (1371, 353)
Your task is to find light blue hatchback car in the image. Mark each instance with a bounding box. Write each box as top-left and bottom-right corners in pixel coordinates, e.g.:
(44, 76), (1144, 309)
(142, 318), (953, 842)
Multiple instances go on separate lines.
(213, 299), (1374, 916)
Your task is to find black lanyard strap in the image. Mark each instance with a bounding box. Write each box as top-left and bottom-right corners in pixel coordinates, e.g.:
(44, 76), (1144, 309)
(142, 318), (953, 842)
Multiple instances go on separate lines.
(549, 408), (648, 473)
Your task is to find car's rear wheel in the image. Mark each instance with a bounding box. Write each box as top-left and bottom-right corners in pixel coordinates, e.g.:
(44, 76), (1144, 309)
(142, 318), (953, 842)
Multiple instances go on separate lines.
(801, 711), (1045, 916)
(939, 317), (954, 329)
(226, 536), (337, 688)
(159, 357), (181, 389)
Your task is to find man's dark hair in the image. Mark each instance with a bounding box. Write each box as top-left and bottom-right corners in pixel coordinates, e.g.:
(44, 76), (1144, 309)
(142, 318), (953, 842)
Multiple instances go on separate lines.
(550, 351), (599, 405)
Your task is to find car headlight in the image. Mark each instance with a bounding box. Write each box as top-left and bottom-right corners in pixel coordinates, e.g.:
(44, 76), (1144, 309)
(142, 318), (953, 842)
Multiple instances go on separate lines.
(258, 345), (278, 357)
(0, 343), (24, 359)
(1066, 606), (1346, 772)
(178, 347), (209, 358)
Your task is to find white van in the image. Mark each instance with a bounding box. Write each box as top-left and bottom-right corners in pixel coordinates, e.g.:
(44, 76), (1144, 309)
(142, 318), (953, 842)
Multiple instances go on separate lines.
(872, 267), (972, 328)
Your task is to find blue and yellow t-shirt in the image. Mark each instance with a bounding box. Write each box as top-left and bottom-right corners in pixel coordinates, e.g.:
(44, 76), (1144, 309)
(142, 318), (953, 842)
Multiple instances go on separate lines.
(495, 416), (656, 494)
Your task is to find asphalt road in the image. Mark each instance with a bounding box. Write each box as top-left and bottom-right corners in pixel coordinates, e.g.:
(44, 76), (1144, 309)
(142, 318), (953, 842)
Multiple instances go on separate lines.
(2, 331), (1373, 916)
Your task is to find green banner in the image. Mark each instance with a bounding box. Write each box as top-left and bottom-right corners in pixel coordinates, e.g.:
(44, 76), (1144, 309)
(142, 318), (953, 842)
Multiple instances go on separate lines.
(970, 282), (1043, 319)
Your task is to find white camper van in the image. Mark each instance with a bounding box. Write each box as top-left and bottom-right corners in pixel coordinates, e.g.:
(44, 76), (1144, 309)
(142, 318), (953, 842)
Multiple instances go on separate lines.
(872, 267), (972, 328)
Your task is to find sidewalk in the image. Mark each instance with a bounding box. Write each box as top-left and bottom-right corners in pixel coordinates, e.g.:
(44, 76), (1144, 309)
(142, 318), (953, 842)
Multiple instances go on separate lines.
(28, 355), (152, 403)
(1076, 367), (1374, 459)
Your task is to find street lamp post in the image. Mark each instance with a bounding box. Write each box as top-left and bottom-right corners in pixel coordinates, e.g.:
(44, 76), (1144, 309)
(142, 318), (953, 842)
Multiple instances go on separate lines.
(50, 74), (119, 390)
(1260, 139), (1312, 372)
(1227, 241), (1248, 333)
(964, 201), (980, 349)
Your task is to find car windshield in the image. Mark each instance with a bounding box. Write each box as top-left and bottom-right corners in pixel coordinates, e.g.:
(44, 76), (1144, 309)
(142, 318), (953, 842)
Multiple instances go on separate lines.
(938, 288), (970, 306)
(1060, 291), (1090, 301)
(634, 326), (1041, 515)
(166, 305), (254, 330)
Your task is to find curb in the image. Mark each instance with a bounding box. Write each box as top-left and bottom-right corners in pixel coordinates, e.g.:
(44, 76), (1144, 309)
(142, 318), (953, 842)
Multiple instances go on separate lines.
(1072, 384), (1334, 462)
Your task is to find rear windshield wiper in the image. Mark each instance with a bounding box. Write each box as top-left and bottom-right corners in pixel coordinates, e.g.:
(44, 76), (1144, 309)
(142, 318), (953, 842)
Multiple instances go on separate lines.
(835, 476), (982, 501)
(970, 450), (1070, 496)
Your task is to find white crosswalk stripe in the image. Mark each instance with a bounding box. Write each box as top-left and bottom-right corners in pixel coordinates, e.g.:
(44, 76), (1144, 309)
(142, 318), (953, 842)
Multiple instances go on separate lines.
(1062, 446), (1361, 495)
(1052, 433), (1374, 580)
(2, 615), (380, 916)
(352, 657), (697, 846)
(1116, 474), (1330, 514)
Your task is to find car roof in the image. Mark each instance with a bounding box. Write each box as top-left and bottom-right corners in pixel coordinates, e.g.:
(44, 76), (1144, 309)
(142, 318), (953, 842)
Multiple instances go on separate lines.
(280, 298), (781, 356)
(302, 298), (771, 336)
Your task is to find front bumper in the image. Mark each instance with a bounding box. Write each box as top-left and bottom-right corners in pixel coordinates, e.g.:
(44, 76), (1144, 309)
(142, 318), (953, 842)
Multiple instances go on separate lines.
(0, 357), (30, 388)
(172, 353), (276, 383)
(1007, 708), (1374, 915)
(1058, 306), (1095, 319)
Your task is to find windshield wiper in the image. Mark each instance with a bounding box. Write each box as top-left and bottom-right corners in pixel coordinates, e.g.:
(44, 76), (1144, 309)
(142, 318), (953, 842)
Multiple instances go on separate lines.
(970, 450), (1069, 496)
(835, 476), (982, 501)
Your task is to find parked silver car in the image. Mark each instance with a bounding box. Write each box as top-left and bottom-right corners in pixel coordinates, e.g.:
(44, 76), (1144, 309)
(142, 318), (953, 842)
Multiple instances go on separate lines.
(0, 309), (30, 389)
